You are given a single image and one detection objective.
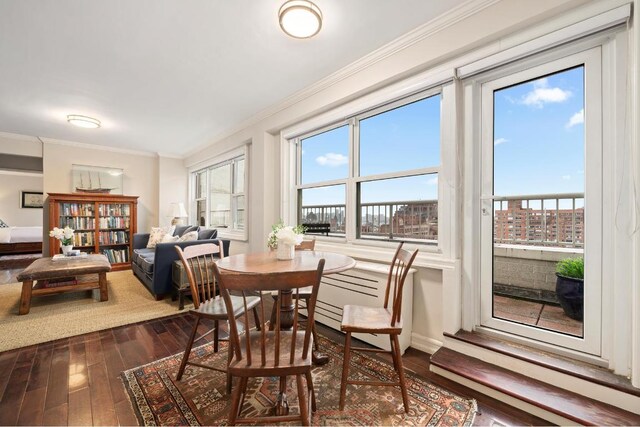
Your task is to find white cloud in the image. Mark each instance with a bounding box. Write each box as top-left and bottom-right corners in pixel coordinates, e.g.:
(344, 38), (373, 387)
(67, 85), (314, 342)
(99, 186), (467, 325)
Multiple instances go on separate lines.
(562, 175), (571, 180)
(315, 152), (348, 167)
(494, 138), (508, 146)
(521, 78), (571, 108)
(565, 108), (584, 129)
(427, 176), (438, 186)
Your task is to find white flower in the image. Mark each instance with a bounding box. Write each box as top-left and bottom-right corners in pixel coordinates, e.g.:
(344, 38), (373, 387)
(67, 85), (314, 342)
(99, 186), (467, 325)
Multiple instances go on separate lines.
(63, 226), (74, 239)
(276, 226), (304, 246)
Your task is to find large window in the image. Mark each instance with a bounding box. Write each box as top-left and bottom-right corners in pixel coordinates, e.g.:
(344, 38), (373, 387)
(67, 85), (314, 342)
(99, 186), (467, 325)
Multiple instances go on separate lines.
(296, 92), (441, 244)
(192, 155), (246, 232)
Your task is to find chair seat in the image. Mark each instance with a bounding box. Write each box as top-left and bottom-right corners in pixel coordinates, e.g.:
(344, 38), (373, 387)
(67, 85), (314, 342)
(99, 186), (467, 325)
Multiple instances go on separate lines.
(229, 330), (313, 375)
(341, 304), (402, 334)
(192, 294), (261, 319)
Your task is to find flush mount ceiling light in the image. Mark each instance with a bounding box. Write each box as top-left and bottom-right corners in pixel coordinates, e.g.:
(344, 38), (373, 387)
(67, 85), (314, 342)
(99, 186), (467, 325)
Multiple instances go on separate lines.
(279, 0), (322, 39)
(67, 114), (101, 129)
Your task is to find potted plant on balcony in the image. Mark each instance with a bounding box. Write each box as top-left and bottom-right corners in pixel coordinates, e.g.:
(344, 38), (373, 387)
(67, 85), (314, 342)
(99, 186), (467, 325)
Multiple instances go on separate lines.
(555, 257), (584, 321)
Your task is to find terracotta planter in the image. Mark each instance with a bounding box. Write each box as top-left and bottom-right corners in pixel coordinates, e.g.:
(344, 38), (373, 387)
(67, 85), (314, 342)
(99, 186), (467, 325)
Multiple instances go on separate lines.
(555, 273), (583, 321)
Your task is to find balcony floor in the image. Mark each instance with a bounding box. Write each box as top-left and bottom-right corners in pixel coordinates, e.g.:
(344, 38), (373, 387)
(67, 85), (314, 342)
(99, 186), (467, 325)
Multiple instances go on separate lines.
(493, 295), (583, 337)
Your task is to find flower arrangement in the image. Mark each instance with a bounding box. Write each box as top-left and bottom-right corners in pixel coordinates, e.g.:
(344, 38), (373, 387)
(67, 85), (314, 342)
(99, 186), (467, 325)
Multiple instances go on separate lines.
(49, 226), (75, 246)
(267, 221), (305, 249)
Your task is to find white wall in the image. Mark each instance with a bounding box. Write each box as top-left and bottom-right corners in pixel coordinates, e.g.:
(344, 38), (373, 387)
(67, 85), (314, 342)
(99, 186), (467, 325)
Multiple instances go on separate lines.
(42, 140), (159, 252)
(0, 173), (43, 226)
(158, 156), (188, 227)
(0, 132), (42, 157)
(185, 0), (590, 349)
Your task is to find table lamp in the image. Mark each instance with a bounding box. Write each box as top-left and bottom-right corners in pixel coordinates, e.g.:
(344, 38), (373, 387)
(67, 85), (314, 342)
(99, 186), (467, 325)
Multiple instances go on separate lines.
(170, 202), (188, 226)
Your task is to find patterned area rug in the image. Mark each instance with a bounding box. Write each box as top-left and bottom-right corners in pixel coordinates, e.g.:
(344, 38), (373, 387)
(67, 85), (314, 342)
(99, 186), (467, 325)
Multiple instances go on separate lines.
(122, 335), (477, 426)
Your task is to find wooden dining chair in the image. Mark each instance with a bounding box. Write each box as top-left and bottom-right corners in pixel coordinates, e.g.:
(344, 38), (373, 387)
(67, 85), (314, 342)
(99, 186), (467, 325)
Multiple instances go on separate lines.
(213, 259), (325, 426)
(174, 243), (262, 392)
(338, 242), (418, 413)
(269, 239), (323, 360)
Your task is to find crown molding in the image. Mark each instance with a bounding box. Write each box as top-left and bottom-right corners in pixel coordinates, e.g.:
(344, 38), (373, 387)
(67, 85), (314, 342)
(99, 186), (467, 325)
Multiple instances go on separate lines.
(0, 169), (43, 177)
(0, 131), (41, 142)
(156, 152), (184, 159)
(40, 137), (157, 158)
(184, 0), (500, 158)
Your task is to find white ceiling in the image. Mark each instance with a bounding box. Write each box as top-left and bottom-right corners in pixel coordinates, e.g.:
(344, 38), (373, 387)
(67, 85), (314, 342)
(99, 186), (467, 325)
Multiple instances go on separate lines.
(0, 0), (468, 156)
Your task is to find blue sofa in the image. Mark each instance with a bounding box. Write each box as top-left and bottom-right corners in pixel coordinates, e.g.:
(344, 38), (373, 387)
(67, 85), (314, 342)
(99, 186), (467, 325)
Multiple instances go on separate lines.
(131, 226), (230, 300)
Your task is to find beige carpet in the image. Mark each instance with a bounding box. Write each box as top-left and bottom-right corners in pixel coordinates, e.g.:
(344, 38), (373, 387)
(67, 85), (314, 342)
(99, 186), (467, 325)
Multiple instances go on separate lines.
(0, 270), (190, 352)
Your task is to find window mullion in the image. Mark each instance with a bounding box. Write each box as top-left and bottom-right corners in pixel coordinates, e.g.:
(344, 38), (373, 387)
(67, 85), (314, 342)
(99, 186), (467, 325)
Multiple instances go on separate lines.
(347, 118), (359, 241)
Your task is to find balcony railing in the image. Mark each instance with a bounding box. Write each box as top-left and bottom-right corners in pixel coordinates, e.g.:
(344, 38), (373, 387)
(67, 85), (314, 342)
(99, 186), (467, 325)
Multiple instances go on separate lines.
(300, 192), (584, 248)
(493, 193), (584, 248)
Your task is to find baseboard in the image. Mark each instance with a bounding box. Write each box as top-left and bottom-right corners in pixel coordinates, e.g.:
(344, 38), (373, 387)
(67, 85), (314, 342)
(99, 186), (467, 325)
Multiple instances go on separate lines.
(410, 332), (442, 355)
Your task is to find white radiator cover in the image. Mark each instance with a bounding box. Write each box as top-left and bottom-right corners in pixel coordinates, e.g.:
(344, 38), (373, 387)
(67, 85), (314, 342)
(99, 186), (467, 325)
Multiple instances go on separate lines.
(315, 260), (414, 354)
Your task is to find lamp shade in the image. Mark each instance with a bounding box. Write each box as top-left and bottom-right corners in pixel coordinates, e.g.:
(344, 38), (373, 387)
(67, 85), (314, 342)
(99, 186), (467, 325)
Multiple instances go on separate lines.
(171, 202), (188, 218)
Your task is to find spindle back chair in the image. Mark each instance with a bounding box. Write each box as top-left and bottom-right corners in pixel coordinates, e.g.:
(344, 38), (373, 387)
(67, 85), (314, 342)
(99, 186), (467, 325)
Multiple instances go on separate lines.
(213, 259), (325, 426)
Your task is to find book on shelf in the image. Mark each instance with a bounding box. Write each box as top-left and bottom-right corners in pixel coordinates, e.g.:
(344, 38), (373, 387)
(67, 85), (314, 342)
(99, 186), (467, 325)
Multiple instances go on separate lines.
(60, 203), (94, 216)
(38, 277), (78, 288)
(99, 230), (129, 245)
(102, 248), (129, 263)
(99, 204), (131, 217)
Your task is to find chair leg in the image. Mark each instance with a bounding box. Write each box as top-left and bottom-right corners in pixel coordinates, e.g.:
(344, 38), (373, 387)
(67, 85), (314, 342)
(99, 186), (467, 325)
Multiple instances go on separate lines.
(339, 331), (352, 410)
(252, 306), (261, 331)
(305, 371), (317, 412)
(296, 374), (310, 426)
(238, 376), (249, 414)
(228, 376), (245, 426)
(392, 334), (410, 413)
(226, 339), (233, 394)
(214, 319), (219, 353)
(269, 296), (278, 331)
(176, 316), (200, 381)
(310, 318), (320, 352)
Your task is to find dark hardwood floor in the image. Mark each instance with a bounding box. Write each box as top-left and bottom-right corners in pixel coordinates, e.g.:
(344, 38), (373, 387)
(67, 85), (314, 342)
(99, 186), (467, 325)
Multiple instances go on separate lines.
(0, 313), (549, 426)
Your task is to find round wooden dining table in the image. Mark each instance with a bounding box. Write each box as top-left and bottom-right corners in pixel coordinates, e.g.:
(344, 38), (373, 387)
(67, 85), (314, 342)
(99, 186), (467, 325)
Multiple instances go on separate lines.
(217, 250), (356, 415)
(217, 250), (355, 329)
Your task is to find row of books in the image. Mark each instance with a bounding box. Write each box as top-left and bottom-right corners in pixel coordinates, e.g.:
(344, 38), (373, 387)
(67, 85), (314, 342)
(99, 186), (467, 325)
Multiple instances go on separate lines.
(99, 230), (129, 245)
(60, 203), (94, 216)
(72, 232), (95, 247)
(60, 217), (95, 230)
(37, 278), (78, 288)
(102, 248), (129, 263)
(99, 216), (130, 229)
(98, 204), (130, 216)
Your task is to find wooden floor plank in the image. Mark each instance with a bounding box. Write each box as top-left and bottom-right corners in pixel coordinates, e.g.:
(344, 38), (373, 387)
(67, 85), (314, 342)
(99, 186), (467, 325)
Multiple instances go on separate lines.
(68, 341), (88, 392)
(0, 347), (37, 425)
(42, 403), (68, 426)
(99, 330), (128, 405)
(44, 344), (70, 410)
(88, 362), (118, 426)
(0, 349), (19, 400)
(67, 388), (92, 426)
(84, 336), (103, 367)
(17, 387), (47, 426)
(114, 396), (139, 426)
(26, 346), (53, 392)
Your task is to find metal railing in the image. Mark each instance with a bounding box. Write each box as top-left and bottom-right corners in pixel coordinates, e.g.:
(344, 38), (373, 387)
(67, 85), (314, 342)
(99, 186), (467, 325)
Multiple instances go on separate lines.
(493, 193), (584, 248)
(300, 193), (585, 247)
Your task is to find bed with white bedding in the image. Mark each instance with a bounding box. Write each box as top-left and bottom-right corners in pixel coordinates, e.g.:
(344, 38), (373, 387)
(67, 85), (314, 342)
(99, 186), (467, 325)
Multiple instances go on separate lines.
(0, 226), (43, 254)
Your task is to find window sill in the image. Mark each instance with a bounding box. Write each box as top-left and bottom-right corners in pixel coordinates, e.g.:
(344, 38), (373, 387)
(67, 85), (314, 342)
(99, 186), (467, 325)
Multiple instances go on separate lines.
(314, 240), (457, 270)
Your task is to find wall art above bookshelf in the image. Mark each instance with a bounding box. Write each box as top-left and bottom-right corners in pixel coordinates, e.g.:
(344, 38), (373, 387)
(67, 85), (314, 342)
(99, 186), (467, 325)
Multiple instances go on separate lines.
(47, 193), (138, 272)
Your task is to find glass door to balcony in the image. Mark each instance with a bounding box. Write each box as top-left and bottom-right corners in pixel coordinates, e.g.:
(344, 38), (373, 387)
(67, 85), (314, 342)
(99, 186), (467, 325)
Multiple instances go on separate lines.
(479, 48), (602, 355)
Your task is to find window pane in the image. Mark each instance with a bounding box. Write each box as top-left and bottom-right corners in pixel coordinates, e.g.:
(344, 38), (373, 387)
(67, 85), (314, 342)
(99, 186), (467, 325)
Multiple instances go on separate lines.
(299, 185), (345, 235)
(196, 200), (206, 226)
(234, 158), (245, 193)
(301, 125), (349, 185)
(210, 163), (231, 227)
(235, 195), (245, 229)
(195, 171), (206, 199)
(359, 174), (438, 242)
(360, 95), (440, 177)
(491, 66), (585, 337)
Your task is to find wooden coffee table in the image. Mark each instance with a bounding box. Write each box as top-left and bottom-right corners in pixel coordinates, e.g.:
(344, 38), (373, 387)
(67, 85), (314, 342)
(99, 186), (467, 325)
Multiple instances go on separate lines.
(16, 254), (112, 315)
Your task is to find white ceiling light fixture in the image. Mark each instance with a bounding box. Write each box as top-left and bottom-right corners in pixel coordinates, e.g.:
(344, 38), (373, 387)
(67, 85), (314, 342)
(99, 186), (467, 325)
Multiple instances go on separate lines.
(67, 114), (101, 129)
(279, 0), (322, 39)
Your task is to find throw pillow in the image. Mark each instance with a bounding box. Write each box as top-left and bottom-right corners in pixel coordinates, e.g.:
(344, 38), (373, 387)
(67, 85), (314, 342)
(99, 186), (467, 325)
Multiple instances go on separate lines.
(182, 225), (200, 236)
(147, 225), (176, 248)
(178, 231), (198, 242)
(173, 224), (190, 237)
(160, 234), (179, 243)
(198, 229), (217, 240)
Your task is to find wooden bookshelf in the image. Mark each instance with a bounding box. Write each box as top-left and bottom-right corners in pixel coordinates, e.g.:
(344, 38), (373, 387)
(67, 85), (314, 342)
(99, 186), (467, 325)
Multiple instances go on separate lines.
(47, 193), (139, 271)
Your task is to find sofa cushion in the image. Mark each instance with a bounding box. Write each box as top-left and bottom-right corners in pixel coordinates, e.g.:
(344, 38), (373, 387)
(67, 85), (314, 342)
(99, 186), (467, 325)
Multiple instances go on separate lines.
(147, 225), (175, 248)
(161, 234), (179, 243)
(173, 224), (189, 237)
(178, 231), (198, 242)
(132, 248), (154, 264)
(198, 229), (218, 240)
(139, 254), (155, 274)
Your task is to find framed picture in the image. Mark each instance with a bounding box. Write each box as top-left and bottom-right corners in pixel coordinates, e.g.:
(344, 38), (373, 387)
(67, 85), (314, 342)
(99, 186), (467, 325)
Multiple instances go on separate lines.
(21, 191), (43, 208)
(71, 164), (124, 195)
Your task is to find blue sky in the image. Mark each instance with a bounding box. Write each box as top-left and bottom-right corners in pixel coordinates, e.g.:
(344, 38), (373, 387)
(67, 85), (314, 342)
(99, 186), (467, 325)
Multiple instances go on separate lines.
(494, 66), (584, 196)
(300, 67), (585, 206)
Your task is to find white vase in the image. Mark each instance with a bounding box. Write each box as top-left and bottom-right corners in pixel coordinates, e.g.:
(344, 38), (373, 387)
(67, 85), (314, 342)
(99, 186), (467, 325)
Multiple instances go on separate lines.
(276, 242), (295, 260)
(61, 244), (73, 255)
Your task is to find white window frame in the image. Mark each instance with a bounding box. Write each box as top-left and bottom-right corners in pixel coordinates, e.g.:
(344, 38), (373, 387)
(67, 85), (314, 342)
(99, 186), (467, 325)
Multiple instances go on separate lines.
(291, 87), (446, 251)
(188, 145), (249, 241)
